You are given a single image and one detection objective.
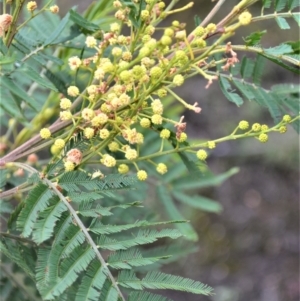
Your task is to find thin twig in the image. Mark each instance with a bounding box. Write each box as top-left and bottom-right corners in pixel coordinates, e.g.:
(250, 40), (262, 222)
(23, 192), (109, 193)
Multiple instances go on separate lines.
(0, 182), (32, 199)
(0, 232), (38, 245)
(200, 0), (226, 27)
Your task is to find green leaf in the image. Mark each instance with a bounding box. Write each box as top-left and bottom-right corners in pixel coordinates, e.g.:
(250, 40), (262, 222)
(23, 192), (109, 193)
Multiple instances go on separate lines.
(39, 53), (64, 66)
(69, 9), (99, 34)
(108, 249), (170, 269)
(0, 54), (16, 65)
(0, 39), (8, 54)
(275, 0), (287, 11)
(292, 13), (300, 26)
(163, 163), (186, 182)
(260, 52), (300, 74)
(75, 261), (107, 301)
(179, 152), (206, 176)
(194, 15), (201, 27)
(97, 229), (182, 251)
(19, 66), (58, 91)
(240, 57), (255, 79)
(68, 191), (103, 203)
(0, 91), (28, 125)
(264, 44), (293, 56)
(252, 54), (265, 85)
(271, 83), (300, 94)
(1, 75), (40, 111)
(44, 69), (69, 95)
(174, 192), (222, 213)
(44, 13), (71, 46)
(120, 0), (145, 29)
(172, 167), (239, 190)
(0, 200), (12, 215)
(17, 183), (53, 238)
(59, 171), (136, 193)
(99, 280), (118, 301)
(118, 271), (214, 296)
(157, 185), (198, 241)
(0, 238), (35, 279)
(244, 30), (267, 46)
(219, 76), (244, 106)
(286, 40), (300, 53)
(276, 16), (290, 29)
(60, 226), (85, 257)
(42, 247), (96, 300)
(90, 219), (186, 235)
(128, 291), (172, 301)
(263, 0), (272, 8)
(78, 201), (113, 217)
(32, 199), (67, 244)
(289, 0), (300, 10)
(0, 169), (7, 190)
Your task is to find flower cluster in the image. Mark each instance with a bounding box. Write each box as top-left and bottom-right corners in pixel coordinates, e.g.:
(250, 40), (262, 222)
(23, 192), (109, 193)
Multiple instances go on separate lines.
(46, 1), (292, 179)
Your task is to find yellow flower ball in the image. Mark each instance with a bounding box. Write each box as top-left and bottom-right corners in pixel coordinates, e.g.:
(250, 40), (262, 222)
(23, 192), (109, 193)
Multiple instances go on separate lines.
(196, 149), (207, 161)
(151, 114), (163, 125)
(279, 126), (287, 133)
(156, 163), (168, 175)
(177, 132), (187, 142)
(99, 129), (110, 139)
(101, 154), (116, 167)
(239, 11), (252, 26)
(54, 139), (65, 149)
(84, 127), (95, 139)
(140, 118), (151, 128)
(60, 98), (72, 110)
(252, 123), (261, 132)
(108, 141), (119, 152)
(125, 148), (138, 160)
(283, 115), (291, 123)
(64, 161), (75, 172)
(239, 120), (249, 130)
(27, 1), (37, 12)
(173, 74), (184, 86)
(49, 5), (59, 14)
(207, 141), (216, 149)
(160, 129), (170, 139)
(118, 164), (129, 174)
(258, 133), (268, 143)
(40, 128), (51, 139)
(67, 86), (80, 97)
(137, 170), (148, 181)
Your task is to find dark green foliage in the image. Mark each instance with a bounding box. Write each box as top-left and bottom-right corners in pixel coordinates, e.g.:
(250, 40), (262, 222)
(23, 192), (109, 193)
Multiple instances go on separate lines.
(1, 170), (212, 300)
(194, 15), (202, 27)
(121, 0), (147, 29)
(215, 49), (300, 130)
(244, 30), (267, 46)
(69, 9), (100, 34)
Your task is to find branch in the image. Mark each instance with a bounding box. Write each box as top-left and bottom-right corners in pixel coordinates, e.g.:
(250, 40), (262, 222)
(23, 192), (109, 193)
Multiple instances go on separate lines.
(0, 119), (72, 165)
(0, 232), (38, 245)
(200, 0), (226, 27)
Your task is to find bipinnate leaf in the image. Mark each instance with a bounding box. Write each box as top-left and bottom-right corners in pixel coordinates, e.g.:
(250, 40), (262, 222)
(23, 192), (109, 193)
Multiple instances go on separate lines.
(118, 271), (214, 295)
(174, 191), (222, 213)
(157, 185), (198, 241)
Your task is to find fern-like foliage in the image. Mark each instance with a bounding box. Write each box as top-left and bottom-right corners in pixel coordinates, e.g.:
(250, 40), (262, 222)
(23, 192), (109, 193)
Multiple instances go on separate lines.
(212, 52), (300, 132)
(1, 170), (213, 300)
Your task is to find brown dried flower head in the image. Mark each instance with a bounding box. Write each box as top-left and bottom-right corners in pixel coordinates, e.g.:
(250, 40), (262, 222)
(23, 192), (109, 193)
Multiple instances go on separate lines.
(0, 14), (13, 37)
(66, 148), (83, 165)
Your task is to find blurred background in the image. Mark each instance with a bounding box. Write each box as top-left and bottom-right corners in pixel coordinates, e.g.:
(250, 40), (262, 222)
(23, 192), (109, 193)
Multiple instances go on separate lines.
(56, 1), (299, 300)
